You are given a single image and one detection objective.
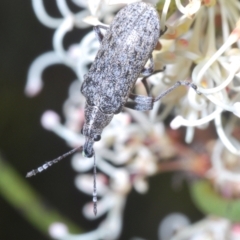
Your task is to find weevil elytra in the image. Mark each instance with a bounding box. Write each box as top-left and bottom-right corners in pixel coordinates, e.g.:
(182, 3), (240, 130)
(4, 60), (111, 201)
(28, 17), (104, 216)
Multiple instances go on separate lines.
(27, 2), (198, 215)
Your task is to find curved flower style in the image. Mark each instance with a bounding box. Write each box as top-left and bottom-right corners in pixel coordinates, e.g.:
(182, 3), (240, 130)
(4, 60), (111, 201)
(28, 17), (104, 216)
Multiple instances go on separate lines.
(25, 0), (240, 239)
(170, 217), (231, 240)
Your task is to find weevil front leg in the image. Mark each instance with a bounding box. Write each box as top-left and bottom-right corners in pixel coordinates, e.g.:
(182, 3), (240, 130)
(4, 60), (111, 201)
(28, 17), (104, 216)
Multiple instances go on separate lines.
(94, 25), (109, 43)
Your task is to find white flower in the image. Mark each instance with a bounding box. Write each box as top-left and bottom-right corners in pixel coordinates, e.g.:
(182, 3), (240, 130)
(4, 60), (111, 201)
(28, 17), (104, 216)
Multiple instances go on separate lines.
(26, 0), (240, 239)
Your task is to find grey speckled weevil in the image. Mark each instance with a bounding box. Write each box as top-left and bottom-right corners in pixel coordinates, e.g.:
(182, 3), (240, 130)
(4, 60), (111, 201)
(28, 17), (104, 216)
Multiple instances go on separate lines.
(80, 2), (197, 158)
(81, 2), (162, 158)
(26, 2), (198, 215)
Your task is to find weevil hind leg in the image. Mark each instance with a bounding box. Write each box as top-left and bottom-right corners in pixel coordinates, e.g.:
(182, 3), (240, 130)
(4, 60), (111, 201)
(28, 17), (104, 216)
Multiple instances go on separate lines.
(124, 93), (154, 111)
(153, 81), (199, 102)
(125, 80), (198, 111)
(94, 25), (109, 43)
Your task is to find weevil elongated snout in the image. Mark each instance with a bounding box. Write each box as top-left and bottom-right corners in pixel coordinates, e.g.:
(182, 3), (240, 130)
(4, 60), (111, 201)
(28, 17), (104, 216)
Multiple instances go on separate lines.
(81, 102), (114, 157)
(82, 138), (94, 158)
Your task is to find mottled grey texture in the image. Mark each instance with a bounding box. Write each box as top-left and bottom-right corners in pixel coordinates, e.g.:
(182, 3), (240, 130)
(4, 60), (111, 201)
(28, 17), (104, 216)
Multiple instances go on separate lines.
(81, 2), (160, 113)
(81, 2), (161, 157)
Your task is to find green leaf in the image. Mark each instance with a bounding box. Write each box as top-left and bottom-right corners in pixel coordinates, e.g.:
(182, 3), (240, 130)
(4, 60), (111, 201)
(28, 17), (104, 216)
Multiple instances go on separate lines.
(190, 180), (240, 222)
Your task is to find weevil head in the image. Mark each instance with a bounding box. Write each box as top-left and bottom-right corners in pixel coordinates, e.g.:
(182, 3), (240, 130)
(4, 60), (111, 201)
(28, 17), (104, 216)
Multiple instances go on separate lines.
(82, 138), (95, 158)
(81, 102), (114, 158)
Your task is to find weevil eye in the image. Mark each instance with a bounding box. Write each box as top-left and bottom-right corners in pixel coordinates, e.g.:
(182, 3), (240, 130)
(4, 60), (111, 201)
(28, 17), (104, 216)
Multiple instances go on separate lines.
(94, 134), (101, 142)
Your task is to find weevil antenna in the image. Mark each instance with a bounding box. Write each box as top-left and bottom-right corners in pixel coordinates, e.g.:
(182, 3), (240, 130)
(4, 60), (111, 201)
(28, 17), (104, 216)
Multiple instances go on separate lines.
(92, 151), (98, 216)
(26, 146), (83, 178)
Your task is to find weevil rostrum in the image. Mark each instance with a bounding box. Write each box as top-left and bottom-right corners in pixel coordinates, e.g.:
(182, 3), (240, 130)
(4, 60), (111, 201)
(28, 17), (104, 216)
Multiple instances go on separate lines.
(27, 2), (198, 215)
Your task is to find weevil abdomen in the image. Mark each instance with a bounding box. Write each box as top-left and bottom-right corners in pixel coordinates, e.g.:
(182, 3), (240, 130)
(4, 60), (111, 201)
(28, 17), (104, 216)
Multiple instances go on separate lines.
(81, 2), (160, 114)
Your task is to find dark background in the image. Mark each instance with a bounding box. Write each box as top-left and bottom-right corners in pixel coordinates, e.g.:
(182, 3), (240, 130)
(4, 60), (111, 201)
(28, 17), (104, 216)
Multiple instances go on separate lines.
(0, 1), (203, 239)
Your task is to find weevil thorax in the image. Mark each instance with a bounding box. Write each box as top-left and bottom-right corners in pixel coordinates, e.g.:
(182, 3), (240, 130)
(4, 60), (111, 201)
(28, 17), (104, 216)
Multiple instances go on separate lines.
(82, 102), (114, 157)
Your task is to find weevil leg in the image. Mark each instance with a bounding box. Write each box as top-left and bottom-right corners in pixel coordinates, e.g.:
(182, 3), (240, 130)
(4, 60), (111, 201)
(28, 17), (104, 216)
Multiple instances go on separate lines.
(153, 81), (199, 102)
(141, 78), (150, 96)
(141, 54), (154, 77)
(141, 66), (166, 95)
(133, 62), (166, 103)
(124, 93), (154, 111)
(124, 101), (152, 111)
(141, 53), (166, 80)
(125, 80), (199, 111)
(160, 25), (168, 36)
(94, 25), (109, 43)
(141, 54), (160, 95)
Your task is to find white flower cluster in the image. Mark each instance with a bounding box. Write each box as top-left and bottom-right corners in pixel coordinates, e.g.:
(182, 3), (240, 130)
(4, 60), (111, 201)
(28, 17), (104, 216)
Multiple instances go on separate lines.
(25, 0), (240, 239)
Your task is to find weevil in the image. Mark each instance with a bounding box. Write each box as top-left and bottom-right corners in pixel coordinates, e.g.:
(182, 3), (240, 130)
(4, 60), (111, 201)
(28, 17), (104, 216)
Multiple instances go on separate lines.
(80, 2), (198, 157)
(81, 2), (162, 158)
(27, 2), (198, 215)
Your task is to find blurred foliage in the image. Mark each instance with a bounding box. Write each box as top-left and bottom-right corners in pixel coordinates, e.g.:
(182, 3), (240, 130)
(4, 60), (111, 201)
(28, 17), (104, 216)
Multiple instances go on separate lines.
(190, 180), (240, 222)
(0, 154), (82, 236)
